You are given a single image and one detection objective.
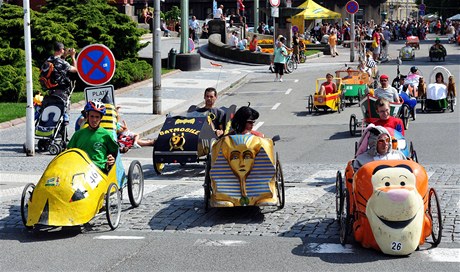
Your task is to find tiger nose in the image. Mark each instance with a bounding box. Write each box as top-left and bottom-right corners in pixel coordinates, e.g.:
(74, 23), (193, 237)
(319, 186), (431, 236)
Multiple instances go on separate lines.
(387, 189), (410, 203)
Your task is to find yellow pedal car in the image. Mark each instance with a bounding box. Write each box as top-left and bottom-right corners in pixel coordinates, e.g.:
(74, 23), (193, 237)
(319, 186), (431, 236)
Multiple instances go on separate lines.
(204, 134), (285, 211)
(307, 78), (345, 114)
(21, 94), (144, 230)
(21, 148), (144, 230)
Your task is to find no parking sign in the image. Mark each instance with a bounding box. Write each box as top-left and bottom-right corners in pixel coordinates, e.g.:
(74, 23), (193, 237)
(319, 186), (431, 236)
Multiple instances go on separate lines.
(76, 44), (116, 86)
(346, 0), (359, 15)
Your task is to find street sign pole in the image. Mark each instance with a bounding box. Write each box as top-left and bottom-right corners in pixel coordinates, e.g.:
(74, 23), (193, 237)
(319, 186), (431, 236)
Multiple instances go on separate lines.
(346, 0), (359, 62)
(350, 13), (355, 62)
(270, 0), (280, 52)
(152, 0), (161, 114)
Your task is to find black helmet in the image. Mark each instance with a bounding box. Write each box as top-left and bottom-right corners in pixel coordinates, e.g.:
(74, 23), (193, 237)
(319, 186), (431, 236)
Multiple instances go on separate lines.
(410, 66), (418, 73)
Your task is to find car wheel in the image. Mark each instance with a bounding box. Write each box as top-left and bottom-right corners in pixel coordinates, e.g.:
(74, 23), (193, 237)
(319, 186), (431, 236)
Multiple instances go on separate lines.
(105, 183), (121, 230)
(127, 160), (144, 208)
(20, 183), (35, 229)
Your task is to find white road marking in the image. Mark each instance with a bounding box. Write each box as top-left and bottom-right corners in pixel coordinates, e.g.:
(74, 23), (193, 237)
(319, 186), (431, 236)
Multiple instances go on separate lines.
(254, 121), (264, 131)
(305, 243), (354, 254)
(420, 248), (460, 262)
(194, 239), (249, 246)
(294, 79), (299, 83)
(271, 103), (281, 110)
(93, 235), (145, 240)
(176, 189), (203, 200)
(288, 170), (336, 204)
(285, 88), (292, 95)
(0, 172), (41, 183)
(427, 171), (434, 178)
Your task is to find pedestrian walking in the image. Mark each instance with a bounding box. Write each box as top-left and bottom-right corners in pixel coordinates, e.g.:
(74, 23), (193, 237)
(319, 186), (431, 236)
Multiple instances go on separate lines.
(273, 36), (288, 82)
(328, 30), (338, 57)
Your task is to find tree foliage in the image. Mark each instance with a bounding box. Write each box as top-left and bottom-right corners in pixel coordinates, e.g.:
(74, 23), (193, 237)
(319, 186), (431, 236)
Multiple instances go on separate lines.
(164, 6), (181, 23)
(0, 0), (149, 102)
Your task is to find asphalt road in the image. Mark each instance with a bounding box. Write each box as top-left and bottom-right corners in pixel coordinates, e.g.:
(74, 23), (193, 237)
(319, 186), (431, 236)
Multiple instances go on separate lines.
(0, 35), (459, 271)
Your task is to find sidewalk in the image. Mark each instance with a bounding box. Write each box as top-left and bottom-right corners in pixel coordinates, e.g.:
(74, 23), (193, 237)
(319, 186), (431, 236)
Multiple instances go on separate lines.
(0, 37), (249, 139)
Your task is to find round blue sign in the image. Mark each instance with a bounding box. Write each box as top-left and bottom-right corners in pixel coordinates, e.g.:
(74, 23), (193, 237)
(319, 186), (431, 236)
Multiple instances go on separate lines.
(76, 44), (116, 86)
(346, 0), (359, 15)
(419, 4), (426, 11)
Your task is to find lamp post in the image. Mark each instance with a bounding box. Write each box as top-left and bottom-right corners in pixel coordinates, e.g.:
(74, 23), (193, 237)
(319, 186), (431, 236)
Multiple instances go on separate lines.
(24, 0), (35, 156)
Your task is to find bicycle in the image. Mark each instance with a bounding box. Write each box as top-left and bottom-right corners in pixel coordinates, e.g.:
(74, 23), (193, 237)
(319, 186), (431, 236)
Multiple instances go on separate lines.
(298, 49), (307, 63)
(285, 52), (297, 73)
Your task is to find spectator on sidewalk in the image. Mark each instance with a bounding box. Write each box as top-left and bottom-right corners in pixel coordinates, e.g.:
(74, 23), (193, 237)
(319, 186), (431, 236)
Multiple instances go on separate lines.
(292, 31), (300, 63)
(116, 106), (155, 152)
(142, 4), (153, 30)
(229, 31), (239, 47)
(201, 22), (209, 39)
(214, 4), (224, 20)
(160, 19), (170, 37)
(249, 34), (261, 52)
(381, 26), (391, 59)
(237, 38), (248, 50)
(189, 16), (200, 42)
(175, 21), (181, 37)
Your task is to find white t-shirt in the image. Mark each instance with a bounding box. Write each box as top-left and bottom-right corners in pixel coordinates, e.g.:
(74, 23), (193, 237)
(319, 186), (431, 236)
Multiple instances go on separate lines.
(229, 35), (239, 47)
(214, 8), (223, 19)
(374, 86), (400, 102)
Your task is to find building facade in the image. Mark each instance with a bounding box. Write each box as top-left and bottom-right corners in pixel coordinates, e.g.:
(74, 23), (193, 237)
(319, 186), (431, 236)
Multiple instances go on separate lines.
(9, 0), (392, 26)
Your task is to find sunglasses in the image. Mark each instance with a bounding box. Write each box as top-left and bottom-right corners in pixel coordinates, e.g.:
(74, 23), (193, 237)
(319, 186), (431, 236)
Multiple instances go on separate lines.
(378, 138), (390, 144)
(246, 120), (256, 124)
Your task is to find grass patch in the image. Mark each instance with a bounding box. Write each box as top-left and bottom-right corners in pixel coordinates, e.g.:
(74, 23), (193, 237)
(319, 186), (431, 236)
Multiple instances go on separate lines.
(305, 50), (321, 56)
(0, 103), (27, 123)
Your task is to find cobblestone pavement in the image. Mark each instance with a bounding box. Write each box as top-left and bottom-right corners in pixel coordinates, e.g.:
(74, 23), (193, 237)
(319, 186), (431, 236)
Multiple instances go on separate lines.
(1, 163), (458, 245)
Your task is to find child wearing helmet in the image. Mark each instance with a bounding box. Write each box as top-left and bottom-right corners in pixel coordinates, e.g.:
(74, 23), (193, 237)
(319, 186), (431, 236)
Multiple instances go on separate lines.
(67, 101), (119, 172)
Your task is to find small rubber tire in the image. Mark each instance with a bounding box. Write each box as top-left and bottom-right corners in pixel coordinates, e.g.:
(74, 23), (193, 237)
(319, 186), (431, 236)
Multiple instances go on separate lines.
(128, 160), (144, 208)
(105, 183), (121, 230)
(20, 183), (35, 229)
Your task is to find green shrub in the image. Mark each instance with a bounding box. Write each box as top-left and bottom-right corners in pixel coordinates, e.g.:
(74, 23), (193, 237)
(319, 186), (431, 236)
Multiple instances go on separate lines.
(111, 59), (153, 89)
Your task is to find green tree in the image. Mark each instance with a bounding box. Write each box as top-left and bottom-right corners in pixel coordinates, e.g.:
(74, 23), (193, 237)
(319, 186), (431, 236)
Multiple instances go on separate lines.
(165, 6), (181, 24)
(0, 0), (151, 102)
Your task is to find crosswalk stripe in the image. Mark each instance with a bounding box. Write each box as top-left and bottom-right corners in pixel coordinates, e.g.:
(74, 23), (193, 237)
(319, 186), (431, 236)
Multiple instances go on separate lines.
(286, 170), (336, 204)
(93, 235), (145, 240)
(194, 239), (249, 246)
(419, 248), (460, 262)
(305, 243), (354, 253)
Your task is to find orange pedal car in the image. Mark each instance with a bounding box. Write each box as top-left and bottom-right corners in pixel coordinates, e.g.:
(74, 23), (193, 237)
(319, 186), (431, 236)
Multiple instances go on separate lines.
(336, 160), (442, 255)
